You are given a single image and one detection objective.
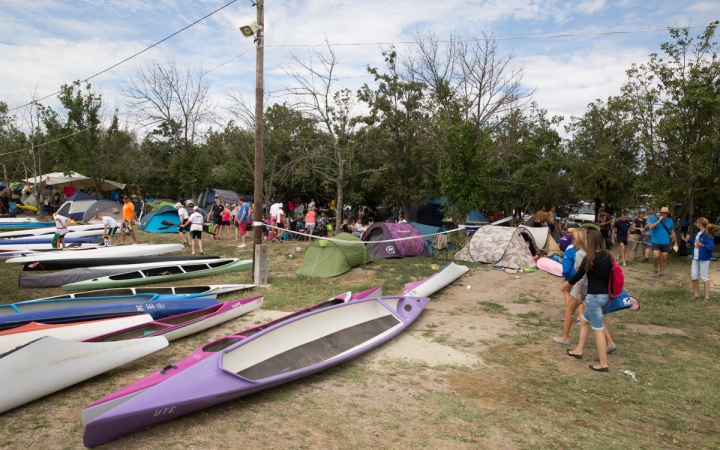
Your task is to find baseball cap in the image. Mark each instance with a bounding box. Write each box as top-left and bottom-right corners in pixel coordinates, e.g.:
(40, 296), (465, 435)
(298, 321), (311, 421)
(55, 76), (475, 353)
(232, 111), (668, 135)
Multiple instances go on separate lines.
(175, 202), (182, 208)
(193, 206), (199, 211)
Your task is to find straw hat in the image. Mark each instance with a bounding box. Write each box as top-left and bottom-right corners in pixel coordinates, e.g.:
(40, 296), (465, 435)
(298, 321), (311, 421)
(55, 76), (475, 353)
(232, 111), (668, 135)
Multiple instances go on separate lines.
(659, 206), (671, 214)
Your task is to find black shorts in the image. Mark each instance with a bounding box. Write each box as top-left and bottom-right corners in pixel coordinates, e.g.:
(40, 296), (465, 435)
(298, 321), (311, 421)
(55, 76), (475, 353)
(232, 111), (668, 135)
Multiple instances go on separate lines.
(178, 224), (188, 234)
(212, 216), (223, 225)
(652, 243), (671, 253)
(617, 240), (627, 246)
(221, 220), (231, 226)
(107, 227), (117, 237)
(190, 230), (202, 239)
(533, 222), (543, 228)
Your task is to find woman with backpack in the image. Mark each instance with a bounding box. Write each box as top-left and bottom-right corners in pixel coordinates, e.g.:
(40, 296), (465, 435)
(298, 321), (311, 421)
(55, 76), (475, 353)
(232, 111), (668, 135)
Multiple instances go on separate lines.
(688, 218), (718, 303)
(560, 229), (615, 372)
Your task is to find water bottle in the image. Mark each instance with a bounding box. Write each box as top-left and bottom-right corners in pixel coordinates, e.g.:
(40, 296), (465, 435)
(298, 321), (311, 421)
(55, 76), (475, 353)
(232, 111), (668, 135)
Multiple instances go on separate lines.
(522, 268), (536, 273)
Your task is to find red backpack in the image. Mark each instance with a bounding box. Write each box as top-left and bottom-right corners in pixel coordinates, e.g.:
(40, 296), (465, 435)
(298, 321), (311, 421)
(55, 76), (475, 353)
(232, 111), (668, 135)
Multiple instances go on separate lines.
(608, 256), (625, 299)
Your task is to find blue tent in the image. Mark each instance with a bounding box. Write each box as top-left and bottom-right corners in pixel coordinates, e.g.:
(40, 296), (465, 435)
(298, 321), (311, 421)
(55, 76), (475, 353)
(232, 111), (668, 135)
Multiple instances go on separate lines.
(467, 209), (489, 224)
(139, 207), (179, 233)
(410, 221), (445, 252)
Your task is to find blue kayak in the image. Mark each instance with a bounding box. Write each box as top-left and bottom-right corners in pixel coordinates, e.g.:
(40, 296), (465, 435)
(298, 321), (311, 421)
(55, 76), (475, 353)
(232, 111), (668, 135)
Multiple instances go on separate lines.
(0, 294), (218, 331)
(0, 236), (103, 245)
(0, 222), (57, 230)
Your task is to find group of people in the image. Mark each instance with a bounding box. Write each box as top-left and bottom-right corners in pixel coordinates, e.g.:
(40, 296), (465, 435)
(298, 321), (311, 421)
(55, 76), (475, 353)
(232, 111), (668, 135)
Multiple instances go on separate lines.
(174, 197), (253, 254)
(51, 196), (137, 250)
(554, 207), (717, 373)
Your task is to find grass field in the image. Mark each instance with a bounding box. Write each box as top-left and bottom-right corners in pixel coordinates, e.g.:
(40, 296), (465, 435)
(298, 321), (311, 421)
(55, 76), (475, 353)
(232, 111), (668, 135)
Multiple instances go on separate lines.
(0, 231), (719, 449)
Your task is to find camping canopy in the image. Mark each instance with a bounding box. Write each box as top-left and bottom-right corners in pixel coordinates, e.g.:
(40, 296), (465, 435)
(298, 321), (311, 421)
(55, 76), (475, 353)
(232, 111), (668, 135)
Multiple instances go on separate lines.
(56, 193), (98, 221)
(296, 232), (370, 278)
(23, 172), (126, 191)
(454, 225), (538, 269)
(361, 222), (430, 258)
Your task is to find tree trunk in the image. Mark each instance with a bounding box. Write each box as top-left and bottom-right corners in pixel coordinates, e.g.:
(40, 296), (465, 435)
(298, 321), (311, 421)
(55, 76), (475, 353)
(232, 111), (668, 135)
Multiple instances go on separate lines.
(335, 154), (344, 233)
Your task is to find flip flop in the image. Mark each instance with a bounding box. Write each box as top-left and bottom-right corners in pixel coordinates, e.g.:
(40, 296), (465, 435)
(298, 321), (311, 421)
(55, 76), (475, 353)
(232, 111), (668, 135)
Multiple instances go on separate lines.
(588, 365), (608, 372)
(566, 349), (582, 359)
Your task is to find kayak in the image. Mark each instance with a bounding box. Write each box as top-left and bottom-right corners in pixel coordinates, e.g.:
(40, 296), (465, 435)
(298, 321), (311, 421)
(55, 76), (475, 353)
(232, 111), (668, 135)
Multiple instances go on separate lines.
(5, 244), (184, 263)
(0, 295), (219, 331)
(0, 236), (103, 245)
(27, 284), (254, 302)
(400, 262), (469, 297)
(63, 259), (253, 291)
(0, 243), (99, 252)
(81, 286), (382, 425)
(85, 296), (264, 343)
(0, 315), (154, 354)
(0, 224), (105, 239)
(83, 294), (427, 447)
(22, 255), (221, 271)
(0, 336), (168, 414)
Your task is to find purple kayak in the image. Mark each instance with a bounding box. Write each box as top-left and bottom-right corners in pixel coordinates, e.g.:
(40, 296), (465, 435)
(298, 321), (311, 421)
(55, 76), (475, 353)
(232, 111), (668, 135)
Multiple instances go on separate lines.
(82, 287), (382, 425)
(83, 294), (426, 447)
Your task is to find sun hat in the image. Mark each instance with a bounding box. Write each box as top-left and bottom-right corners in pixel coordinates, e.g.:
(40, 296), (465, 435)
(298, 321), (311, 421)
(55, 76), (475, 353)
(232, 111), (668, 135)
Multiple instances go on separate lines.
(659, 206), (671, 214)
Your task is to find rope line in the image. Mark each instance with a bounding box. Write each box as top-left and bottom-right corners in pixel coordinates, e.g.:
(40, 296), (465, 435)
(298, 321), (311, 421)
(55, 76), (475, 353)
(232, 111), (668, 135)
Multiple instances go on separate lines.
(260, 224), (466, 244)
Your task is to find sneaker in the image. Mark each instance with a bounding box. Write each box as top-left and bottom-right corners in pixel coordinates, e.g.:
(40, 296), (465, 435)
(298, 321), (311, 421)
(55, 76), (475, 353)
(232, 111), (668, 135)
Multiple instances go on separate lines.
(237, 244), (246, 248)
(606, 343), (617, 354)
(643, 258), (649, 263)
(552, 337), (570, 345)
(573, 317), (581, 325)
(651, 270), (658, 277)
(659, 273), (667, 279)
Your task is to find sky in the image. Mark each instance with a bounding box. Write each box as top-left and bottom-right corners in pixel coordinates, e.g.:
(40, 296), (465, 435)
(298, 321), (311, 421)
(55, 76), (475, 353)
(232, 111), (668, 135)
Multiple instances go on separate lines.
(1, 0), (718, 134)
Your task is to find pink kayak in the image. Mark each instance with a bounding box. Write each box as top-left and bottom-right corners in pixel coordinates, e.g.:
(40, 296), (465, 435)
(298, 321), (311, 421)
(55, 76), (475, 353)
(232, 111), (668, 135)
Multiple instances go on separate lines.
(82, 286), (382, 424)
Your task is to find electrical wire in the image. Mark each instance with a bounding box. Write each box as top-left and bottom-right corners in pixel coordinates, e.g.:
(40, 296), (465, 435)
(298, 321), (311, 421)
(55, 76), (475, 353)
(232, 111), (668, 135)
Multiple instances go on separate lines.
(7, 0), (239, 113)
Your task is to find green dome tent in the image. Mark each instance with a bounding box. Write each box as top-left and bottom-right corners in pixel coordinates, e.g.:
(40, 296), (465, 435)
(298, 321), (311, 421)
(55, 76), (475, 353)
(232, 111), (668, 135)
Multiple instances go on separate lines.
(296, 233), (370, 278)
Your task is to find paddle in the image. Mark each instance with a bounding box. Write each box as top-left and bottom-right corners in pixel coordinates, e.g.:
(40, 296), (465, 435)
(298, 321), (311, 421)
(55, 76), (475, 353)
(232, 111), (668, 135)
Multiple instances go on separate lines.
(159, 220), (179, 231)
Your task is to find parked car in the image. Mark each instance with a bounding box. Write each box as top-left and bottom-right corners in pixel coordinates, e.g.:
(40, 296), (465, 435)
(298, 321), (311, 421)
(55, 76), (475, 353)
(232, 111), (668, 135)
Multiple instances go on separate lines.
(568, 203), (596, 223)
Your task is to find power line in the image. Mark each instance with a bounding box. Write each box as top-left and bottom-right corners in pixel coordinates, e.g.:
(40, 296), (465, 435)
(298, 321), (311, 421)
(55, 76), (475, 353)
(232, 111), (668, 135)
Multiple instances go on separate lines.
(8, 0), (239, 113)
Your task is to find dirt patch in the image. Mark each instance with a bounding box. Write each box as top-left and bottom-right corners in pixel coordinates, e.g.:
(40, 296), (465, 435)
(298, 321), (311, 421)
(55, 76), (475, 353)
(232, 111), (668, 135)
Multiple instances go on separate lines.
(624, 324), (686, 335)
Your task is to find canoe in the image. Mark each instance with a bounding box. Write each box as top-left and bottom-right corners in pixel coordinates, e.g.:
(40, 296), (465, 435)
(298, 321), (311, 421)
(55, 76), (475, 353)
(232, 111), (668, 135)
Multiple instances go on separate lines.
(0, 224), (105, 239)
(5, 244), (184, 263)
(85, 296), (264, 343)
(0, 222), (56, 231)
(63, 258), (253, 291)
(22, 255), (221, 271)
(82, 294), (426, 446)
(0, 336), (168, 414)
(0, 295), (219, 331)
(0, 217), (39, 223)
(400, 262), (469, 297)
(0, 315), (154, 354)
(0, 243), (100, 252)
(27, 284), (254, 302)
(0, 236), (102, 245)
(0, 251), (37, 260)
(81, 286), (382, 425)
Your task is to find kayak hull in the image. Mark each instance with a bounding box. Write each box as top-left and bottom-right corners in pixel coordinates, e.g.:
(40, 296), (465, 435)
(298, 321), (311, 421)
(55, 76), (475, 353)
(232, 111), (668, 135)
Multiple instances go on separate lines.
(400, 262), (469, 297)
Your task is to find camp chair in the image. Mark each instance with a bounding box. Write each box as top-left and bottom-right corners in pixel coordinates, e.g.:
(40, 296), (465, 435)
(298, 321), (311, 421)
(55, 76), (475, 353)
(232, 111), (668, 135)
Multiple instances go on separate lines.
(430, 233), (450, 260)
(286, 220), (303, 241)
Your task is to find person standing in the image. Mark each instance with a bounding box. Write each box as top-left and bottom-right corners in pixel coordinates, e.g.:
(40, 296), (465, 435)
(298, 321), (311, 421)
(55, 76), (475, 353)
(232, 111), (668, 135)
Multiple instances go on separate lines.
(220, 203), (232, 239)
(210, 198), (224, 240)
(121, 196), (138, 245)
(304, 206), (317, 240)
(533, 206), (546, 227)
(175, 202), (190, 247)
(236, 198), (250, 249)
(184, 206), (205, 255)
(612, 212), (632, 266)
(644, 207), (677, 278)
(53, 213), (71, 249)
(96, 213), (118, 246)
(688, 218), (718, 303)
(562, 229), (614, 372)
(598, 208), (613, 248)
(632, 211), (648, 262)
(308, 198), (316, 211)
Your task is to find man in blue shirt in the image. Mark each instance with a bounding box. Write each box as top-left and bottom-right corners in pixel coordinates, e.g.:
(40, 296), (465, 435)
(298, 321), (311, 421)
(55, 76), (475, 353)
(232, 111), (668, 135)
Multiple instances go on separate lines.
(644, 206), (677, 278)
(236, 198), (250, 249)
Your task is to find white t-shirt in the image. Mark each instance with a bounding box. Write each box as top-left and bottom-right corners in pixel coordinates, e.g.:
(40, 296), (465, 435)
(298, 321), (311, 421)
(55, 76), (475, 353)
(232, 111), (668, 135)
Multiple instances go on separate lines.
(189, 212), (204, 231)
(55, 214), (70, 235)
(308, 201), (315, 210)
(693, 231), (701, 260)
(271, 203), (284, 220)
(102, 216), (118, 229)
(178, 207), (188, 222)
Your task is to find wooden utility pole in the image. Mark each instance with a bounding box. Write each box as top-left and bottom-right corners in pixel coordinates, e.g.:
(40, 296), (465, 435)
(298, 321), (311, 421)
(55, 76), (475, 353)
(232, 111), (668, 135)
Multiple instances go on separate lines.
(252, 0), (268, 285)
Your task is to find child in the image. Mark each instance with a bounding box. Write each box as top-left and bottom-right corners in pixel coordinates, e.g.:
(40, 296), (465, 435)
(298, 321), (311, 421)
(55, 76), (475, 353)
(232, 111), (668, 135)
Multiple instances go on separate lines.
(53, 213), (71, 249)
(183, 206), (205, 255)
(220, 203), (232, 239)
(96, 213), (118, 246)
(688, 218), (718, 302)
(612, 212), (632, 266)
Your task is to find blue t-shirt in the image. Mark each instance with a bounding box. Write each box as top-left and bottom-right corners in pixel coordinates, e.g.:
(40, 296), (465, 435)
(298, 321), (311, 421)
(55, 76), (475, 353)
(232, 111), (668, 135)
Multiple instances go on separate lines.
(648, 215), (673, 244)
(239, 204), (250, 223)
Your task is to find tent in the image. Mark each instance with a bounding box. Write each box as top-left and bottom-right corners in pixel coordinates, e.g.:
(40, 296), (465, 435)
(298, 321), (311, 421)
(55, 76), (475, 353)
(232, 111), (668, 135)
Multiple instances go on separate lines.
(296, 233), (370, 278)
(83, 200), (123, 224)
(198, 188), (253, 211)
(410, 221), (444, 252)
(454, 225), (539, 269)
(361, 222), (430, 258)
(56, 193), (98, 221)
(146, 199), (175, 213)
(139, 207), (180, 233)
(466, 210), (489, 224)
(23, 172), (126, 191)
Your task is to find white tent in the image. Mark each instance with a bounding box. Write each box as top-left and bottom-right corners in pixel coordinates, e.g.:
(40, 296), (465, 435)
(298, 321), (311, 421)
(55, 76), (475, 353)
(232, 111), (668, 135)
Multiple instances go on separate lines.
(23, 172), (125, 191)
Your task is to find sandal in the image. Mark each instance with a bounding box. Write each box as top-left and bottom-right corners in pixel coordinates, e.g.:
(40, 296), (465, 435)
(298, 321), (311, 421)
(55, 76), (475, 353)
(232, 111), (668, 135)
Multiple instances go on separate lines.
(553, 337), (570, 345)
(588, 365), (608, 372)
(566, 349), (582, 359)
(694, 294), (701, 299)
(704, 297), (710, 303)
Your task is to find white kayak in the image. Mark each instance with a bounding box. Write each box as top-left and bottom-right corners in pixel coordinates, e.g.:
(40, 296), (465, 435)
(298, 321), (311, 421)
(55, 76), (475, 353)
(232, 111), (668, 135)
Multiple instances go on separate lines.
(0, 315), (154, 354)
(0, 243), (100, 252)
(0, 335), (168, 414)
(0, 218), (38, 224)
(5, 244), (184, 264)
(400, 262), (469, 297)
(26, 284), (255, 302)
(0, 224), (105, 240)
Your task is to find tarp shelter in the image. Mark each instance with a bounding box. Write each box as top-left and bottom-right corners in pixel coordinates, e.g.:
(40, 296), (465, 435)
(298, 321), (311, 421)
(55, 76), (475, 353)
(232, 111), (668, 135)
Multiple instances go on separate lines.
(198, 188), (253, 211)
(296, 233), (370, 278)
(56, 193), (98, 221)
(454, 225), (539, 269)
(410, 221), (444, 252)
(23, 172), (126, 191)
(361, 222), (430, 258)
(83, 200), (122, 224)
(139, 207), (180, 233)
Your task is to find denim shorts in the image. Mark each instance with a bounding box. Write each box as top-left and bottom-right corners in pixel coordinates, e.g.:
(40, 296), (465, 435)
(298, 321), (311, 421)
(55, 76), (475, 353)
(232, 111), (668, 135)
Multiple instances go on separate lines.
(581, 294), (610, 330)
